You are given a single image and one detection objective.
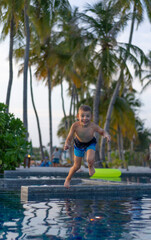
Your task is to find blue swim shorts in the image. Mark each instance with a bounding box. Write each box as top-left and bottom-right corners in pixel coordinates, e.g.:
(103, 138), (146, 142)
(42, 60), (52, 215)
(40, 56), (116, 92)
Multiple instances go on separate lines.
(74, 143), (96, 157)
(52, 158), (59, 164)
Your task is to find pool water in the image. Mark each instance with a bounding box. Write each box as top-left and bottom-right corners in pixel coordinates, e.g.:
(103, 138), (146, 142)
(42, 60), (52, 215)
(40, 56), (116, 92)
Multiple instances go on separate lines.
(91, 176), (151, 184)
(1, 192), (151, 239)
(121, 176), (151, 184)
(2, 173), (151, 183)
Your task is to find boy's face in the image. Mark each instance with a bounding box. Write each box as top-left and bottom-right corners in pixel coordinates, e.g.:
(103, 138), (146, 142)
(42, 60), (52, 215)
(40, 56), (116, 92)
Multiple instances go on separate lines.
(78, 110), (92, 127)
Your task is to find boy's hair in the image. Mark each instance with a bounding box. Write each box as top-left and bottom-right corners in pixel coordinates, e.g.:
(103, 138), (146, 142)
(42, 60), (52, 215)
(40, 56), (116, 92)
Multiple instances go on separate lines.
(78, 105), (92, 113)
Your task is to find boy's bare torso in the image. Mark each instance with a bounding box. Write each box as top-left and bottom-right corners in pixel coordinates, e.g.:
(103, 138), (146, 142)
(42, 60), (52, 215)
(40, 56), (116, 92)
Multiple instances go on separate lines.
(74, 121), (98, 143)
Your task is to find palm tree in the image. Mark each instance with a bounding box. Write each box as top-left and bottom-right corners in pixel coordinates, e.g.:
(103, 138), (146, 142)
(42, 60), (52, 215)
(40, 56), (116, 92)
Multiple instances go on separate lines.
(52, 6), (95, 124)
(50, 6), (99, 164)
(30, 0), (70, 157)
(29, 67), (45, 160)
(111, 95), (137, 161)
(140, 51), (151, 91)
(101, 0), (151, 162)
(14, 42), (46, 160)
(80, 1), (130, 164)
(0, 0), (23, 113)
(135, 118), (151, 151)
(23, 0), (30, 140)
(13, 0), (53, 156)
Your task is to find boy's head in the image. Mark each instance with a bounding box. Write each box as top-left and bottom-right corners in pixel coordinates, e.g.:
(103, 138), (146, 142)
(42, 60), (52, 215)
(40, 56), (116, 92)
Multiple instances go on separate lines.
(78, 105), (92, 113)
(77, 105), (92, 126)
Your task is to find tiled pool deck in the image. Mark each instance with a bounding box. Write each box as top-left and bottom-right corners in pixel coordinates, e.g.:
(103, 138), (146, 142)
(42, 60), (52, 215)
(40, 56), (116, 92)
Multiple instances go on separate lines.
(1, 166), (151, 201)
(4, 165), (151, 177)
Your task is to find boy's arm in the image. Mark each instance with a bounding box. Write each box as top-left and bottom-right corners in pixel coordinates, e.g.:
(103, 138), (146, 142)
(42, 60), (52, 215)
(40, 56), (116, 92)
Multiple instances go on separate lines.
(64, 124), (75, 150)
(95, 125), (111, 142)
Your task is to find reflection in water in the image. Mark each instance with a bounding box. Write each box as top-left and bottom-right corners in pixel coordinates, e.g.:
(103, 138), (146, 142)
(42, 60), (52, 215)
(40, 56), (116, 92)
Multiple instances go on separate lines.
(121, 176), (151, 184)
(1, 192), (151, 239)
(0, 192), (24, 240)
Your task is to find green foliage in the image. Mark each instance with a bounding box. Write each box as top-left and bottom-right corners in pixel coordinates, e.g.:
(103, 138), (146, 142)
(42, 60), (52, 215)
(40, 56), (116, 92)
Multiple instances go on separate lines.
(107, 150), (148, 168)
(108, 159), (122, 168)
(107, 151), (123, 168)
(31, 147), (41, 160)
(32, 147), (49, 160)
(124, 150), (147, 166)
(0, 103), (30, 173)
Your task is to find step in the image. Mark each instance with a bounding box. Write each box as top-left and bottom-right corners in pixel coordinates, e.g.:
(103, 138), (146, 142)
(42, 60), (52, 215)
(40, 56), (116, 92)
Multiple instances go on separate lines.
(0, 178), (82, 191)
(4, 170), (89, 178)
(21, 183), (151, 202)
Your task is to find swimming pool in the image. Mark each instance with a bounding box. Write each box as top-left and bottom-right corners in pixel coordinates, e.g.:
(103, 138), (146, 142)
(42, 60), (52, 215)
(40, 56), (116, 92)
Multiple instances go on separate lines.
(1, 191), (151, 239)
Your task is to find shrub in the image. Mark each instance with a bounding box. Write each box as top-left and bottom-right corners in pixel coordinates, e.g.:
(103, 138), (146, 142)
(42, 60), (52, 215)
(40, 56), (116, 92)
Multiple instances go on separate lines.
(0, 103), (30, 173)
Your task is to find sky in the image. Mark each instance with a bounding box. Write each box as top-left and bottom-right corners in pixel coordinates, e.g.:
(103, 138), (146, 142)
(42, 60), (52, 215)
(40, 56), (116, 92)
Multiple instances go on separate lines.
(0, 0), (151, 148)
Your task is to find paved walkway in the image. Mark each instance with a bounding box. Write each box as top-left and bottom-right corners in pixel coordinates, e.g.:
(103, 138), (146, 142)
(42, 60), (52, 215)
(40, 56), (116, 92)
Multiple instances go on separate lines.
(4, 165), (151, 179)
(119, 166), (151, 174)
(15, 165), (151, 174)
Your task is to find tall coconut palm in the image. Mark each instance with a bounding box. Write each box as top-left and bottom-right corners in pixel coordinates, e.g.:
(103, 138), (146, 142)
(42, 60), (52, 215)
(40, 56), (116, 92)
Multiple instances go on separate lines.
(111, 95), (137, 160)
(135, 117), (151, 151)
(140, 51), (151, 91)
(14, 35), (45, 161)
(23, 0), (30, 140)
(29, 67), (45, 160)
(0, 0), (23, 113)
(82, 1), (130, 117)
(101, 43), (148, 162)
(52, 6), (95, 126)
(30, 0), (70, 157)
(80, 1), (130, 165)
(51, 5), (98, 163)
(101, 0), (151, 162)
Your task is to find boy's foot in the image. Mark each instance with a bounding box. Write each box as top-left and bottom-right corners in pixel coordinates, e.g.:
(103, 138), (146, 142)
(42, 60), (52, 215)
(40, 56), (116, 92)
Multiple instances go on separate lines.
(89, 166), (95, 176)
(64, 178), (70, 188)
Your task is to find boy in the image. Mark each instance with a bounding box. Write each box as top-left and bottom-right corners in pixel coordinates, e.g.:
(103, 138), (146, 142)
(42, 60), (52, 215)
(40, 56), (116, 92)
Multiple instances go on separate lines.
(64, 105), (111, 188)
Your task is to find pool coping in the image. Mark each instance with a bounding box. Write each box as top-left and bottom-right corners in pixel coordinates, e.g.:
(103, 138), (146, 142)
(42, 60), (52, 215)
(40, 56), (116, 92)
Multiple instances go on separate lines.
(0, 178), (82, 191)
(21, 179), (151, 202)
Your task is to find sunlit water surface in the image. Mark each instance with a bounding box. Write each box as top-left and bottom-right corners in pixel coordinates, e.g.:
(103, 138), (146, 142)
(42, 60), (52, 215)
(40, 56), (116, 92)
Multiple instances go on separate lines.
(1, 192), (151, 240)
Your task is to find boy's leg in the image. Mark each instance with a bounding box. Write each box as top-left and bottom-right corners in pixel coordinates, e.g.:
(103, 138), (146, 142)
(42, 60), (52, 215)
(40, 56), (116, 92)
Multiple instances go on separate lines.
(86, 149), (95, 176)
(64, 156), (82, 188)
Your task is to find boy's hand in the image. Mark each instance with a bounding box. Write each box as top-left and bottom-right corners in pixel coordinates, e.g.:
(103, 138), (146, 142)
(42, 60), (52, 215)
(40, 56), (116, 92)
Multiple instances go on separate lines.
(64, 144), (70, 150)
(104, 132), (111, 142)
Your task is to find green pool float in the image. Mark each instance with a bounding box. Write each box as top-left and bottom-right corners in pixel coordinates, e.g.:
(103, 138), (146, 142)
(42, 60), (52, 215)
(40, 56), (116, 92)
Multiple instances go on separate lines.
(91, 168), (121, 178)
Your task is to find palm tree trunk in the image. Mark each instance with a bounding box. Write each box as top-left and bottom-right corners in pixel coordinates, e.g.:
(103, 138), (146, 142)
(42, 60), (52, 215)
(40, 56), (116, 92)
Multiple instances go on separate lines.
(69, 94), (73, 118)
(29, 67), (45, 160)
(100, 3), (136, 162)
(118, 129), (126, 169)
(117, 125), (122, 160)
(107, 141), (112, 164)
(69, 84), (74, 127)
(93, 69), (103, 124)
(60, 79), (68, 129)
(75, 88), (79, 114)
(47, 69), (53, 158)
(6, 14), (14, 113)
(93, 69), (103, 167)
(130, 139), (134, 152)
(73, 90), (76, 118)
(23, 1), (30, 140)
(68, 84), (75, 164)
(61, 79), (66, 118)
(120, 131), (124, 162)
